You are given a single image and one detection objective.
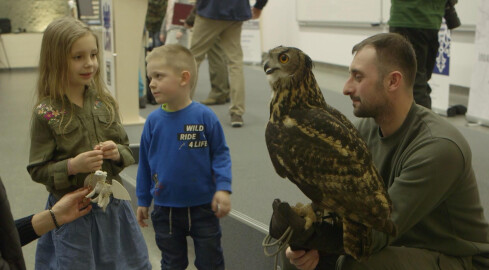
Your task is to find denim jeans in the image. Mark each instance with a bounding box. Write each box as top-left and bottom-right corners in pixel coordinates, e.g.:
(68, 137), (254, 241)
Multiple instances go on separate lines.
(151, 203), (224, 270)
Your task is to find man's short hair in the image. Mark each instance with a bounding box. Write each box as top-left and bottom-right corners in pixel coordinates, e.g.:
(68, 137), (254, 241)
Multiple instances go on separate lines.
(352, 33), (417, 88)
(146, 44), (198, 91)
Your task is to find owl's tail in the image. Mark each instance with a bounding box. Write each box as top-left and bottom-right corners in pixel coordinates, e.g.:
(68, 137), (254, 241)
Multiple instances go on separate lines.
(342, 220), (371, 261)
(382, 219), (397, 237)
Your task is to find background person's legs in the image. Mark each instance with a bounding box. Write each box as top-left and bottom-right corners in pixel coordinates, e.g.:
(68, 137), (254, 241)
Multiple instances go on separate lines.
(218, 20), (245, 119)
(201, 42), (230, 105)
(389, 27), (439, 109)
(189, 16), (227, 98)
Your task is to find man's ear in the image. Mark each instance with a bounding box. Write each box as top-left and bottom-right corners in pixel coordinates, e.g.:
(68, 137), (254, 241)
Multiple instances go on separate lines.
(180, 71), (191, 86)
(386, 71), (402, 91)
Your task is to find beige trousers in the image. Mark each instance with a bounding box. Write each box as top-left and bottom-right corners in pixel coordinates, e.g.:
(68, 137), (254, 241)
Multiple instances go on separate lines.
(190, 15), (244, 116)
(207, 42), (230, 101)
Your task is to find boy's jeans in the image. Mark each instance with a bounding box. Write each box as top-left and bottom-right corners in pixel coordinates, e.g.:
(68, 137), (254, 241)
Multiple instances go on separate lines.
(151, 203), (225, 270)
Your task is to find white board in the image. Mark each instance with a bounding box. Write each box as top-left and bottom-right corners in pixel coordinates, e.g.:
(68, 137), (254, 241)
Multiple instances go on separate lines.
(296, 0), (383, 27)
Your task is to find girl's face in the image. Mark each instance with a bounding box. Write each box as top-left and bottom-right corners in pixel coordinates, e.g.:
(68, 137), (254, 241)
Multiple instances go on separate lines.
(68, 33), (98, 92)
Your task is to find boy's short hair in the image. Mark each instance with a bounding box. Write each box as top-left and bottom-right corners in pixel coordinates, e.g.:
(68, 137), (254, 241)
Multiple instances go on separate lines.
(146, 44), (198, 91)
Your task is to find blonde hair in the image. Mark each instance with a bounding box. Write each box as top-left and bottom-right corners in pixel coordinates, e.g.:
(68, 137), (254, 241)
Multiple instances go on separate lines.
(36, 16), (117, 130)
(146, 44), (198, 91)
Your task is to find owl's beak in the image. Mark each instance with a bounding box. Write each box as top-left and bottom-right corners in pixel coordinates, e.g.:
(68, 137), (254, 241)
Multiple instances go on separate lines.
(264, 62), (277, 75)
(264, 62), (270, 73)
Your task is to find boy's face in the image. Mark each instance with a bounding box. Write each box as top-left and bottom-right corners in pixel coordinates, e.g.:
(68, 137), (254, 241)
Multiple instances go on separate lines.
(147, 59), (185, 105)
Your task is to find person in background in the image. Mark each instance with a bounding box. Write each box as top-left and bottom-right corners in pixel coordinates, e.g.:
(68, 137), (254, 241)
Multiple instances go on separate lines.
(145, 0), (168, 105)
(0, 177), (92, 269)
(145, 0), (167, 48)
(136, 44), (232, 270)
(27, 17), (150, 270)
(159, 0), (193, 48)
(189, 0), (268, 127)
(388, 0), (447, 109)
(284, 33), (489, 270)
(185, 0), (231, 106)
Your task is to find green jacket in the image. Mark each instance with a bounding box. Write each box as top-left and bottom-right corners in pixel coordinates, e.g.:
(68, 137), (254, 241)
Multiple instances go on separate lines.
(27, 88), (135, 199)
(388, 0), (446, 30)
(145, 0), (168, 33)
(357, 103), (489, 267)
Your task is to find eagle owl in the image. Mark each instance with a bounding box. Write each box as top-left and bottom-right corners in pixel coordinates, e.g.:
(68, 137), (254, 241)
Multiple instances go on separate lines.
(263, 46), (396, 260)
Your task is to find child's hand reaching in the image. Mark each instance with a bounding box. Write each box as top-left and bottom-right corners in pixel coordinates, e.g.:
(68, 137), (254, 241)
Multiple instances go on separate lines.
(94, 140), (121, 162)
(212, 191), (231, 218)
(69, 150), (104, 175)
(137, 206), (149, 227)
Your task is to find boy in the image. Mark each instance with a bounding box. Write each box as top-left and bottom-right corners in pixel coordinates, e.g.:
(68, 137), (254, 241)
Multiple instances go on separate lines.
(136, 44), (232, 270)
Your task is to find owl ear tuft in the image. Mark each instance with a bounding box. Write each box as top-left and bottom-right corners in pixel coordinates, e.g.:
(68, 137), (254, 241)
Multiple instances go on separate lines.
(304, 53), (313, 71)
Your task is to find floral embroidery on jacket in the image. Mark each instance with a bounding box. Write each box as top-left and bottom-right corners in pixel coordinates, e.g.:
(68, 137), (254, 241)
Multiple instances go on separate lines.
(94, 98), (103, 110)
(36, 104), (67, 124)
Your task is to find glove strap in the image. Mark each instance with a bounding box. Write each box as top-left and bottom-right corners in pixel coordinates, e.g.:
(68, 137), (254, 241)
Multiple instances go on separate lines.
(262, 226), (294, 270)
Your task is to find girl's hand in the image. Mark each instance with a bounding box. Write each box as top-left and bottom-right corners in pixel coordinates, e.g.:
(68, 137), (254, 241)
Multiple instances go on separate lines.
(94, 140), (120, 162)
(70, 150), (104, 174)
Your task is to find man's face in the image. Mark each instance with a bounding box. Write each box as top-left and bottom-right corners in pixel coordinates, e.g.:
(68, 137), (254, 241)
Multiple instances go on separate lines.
(343, 46), (388, 118)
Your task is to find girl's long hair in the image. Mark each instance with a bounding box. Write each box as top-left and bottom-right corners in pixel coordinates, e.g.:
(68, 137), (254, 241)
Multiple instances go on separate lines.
(36, 16), (117, 130)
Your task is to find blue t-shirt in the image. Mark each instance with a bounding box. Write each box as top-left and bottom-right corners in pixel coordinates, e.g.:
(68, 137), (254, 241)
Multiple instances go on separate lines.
(136, 102), (232, 207)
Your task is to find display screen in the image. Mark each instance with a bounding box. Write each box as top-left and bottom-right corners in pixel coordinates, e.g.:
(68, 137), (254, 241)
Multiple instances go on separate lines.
(77, 0), (101, 25)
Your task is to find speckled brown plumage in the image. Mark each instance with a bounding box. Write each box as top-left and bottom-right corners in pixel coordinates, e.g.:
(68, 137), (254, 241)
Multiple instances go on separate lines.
(263, 46), (396, 260)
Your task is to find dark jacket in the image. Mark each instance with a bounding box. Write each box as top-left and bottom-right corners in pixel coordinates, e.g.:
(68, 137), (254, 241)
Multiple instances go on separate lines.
(0, 178), (26, 270)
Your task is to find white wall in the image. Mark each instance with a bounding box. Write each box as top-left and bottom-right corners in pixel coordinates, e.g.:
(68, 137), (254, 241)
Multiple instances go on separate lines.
(260, 0), (477, 88)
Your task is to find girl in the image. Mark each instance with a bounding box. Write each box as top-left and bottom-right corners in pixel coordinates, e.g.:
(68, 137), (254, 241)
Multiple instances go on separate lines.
(27, 17), (150, 270)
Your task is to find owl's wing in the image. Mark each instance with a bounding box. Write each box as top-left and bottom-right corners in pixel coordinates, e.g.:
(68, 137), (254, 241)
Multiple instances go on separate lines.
(266, 107), (392, 232)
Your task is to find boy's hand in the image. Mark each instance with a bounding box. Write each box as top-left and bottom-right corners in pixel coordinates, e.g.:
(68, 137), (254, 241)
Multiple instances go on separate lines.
(70, 150), (104, 174)
(212, 191), (231, 218)
(137, 206), (149, 227)
(94, 140), (120, 162)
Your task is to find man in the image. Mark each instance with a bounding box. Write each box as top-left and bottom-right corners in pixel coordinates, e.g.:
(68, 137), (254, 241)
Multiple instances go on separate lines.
(189, 0), (268, 127)
(285, 33), (489, 269)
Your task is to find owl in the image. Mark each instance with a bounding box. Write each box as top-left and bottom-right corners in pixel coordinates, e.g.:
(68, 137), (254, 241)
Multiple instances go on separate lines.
(263, 46), (396, 260)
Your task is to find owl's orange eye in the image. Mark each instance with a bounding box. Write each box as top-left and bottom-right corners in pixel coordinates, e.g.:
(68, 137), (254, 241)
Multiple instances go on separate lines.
(279, 54), (289, 64)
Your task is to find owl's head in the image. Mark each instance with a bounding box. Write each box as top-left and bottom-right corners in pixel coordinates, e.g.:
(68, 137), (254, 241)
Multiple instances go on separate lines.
(263, 46), (313, 86)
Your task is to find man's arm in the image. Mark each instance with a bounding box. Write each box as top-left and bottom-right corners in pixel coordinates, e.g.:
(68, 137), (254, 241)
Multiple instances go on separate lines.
(369, 138), (466, 253)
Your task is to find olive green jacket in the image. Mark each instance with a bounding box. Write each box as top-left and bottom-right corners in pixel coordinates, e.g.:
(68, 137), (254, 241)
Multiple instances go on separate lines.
(389, 0), (446, 30)
(27, 88), (135, 199)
